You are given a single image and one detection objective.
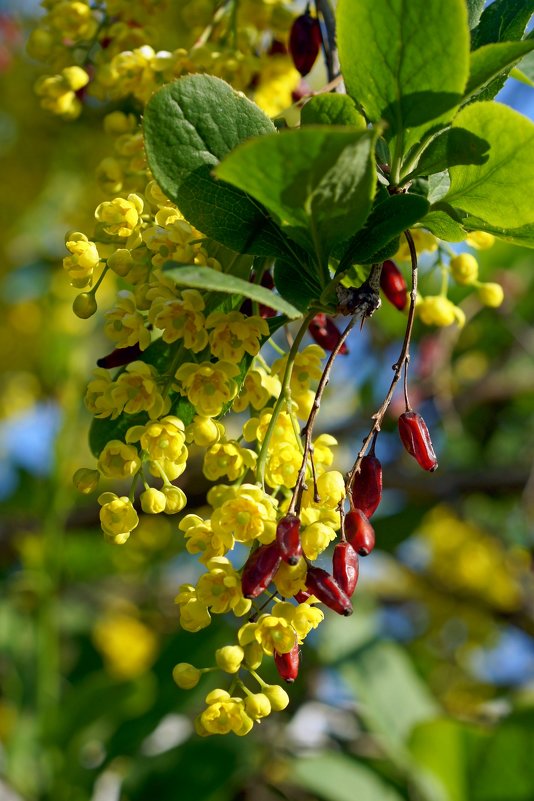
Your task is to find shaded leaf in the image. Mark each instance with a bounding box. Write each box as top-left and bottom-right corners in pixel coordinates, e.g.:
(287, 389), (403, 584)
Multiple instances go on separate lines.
(472, 0), (534, 48)
(290, 752), (406, 801)
(465, 40), (534, 100)
(407, 127), (490, 180)
(300, 93), (366, 127)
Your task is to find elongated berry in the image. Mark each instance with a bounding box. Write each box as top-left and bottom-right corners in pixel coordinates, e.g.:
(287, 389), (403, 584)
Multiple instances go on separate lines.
(380, 260), (407, 311)
(289, 11), (322, 76)
(241, 542), (281, 599)
(351, 454), (382, 518)
(276, 514), (302, 566)
(398, 411), (438, 472)
(308, 314), (349, 354)
(97, 343), (142, 369)
(333, 542), (359, 597)
(305, 566), (353, 616)
(344, 509), (375, 556)
(274, 643), (300, 683)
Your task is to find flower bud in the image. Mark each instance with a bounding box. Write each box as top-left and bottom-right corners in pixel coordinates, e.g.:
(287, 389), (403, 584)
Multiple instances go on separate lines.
(398, 410), (438, 472)
(172, 662), (201, 689)
(450, 253), (478, 285)
(73, 292), (97, 319)
(380, 260), (407, 310)
(215, 645), (245, 673)
(140, 487), (167, 514)
(262, 684), (290, 711)
(241, 542), (282, 599)
(244, 692), (271, 719)
(305, 566), (353, 616)
(344, 509), (376, 556)
(73, 467), (99, 494)
(351, 454), (382, 518)
(332, 541), (360, 596)
(477, 282), (504, 308)
(162, 485), (187, 513)
(276, 514), (302, 565)
(289, 10), (322, 76)
(274, 643), (300, 683)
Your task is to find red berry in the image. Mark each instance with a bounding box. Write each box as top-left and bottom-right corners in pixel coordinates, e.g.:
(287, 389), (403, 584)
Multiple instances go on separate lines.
(332, 541), (360, 597)
(344, 509), (375, 556)
(398, 411), (438, 472)
(241, 542), (281, 599)
(289, 11), (322, 76)
(294, 589), (313, 603)
(308, 314), (349, 354)
(351, 454), (383, 518)
(380, 260), (408, 311)
(305, 566), (353, 616)
(274, 643), (300, 683)
(276, 514), (302, 566)
(96, 343), (142, 369)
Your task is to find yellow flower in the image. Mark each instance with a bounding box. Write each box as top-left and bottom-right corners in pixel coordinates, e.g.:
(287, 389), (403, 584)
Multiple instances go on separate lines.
(273, 558), (307, 598)
(206, 311), (269, 362)
(173, 662), (201, 689)
(186, 415), (224, 447)
(95, 193), (144, 238)
(98, 492), (139, 543)
(140, 487), (167, 514)
(48, 1), (98, 41)
(465, 231), (495, 250)
(272, 344), (325, 396)
(201, 694), (253, 736)
(215, 645), (245, 673)
(161, 485), (187, 514)
(262, 684), (289, 711)
(175, 584), (212, 633)
(35, 66), (90, 119)
(417, 295), (465, 327)
(112, 361), (170, 420)
(254, 614), (297, 655)
(210, 484), (277, 545)
(179, 514), (234, 562)
(301, 521), (336, 560)
(244, 693), (271, 720)
(97, 440), (141, 479)
(104, 290), (151, 351)
(265, 441), (302, 489)
(196, 557), (251, 616)
(450, 253), (479, 286)
(254, 54), (300, 117)
(395, 229), (438, 261)
(126, 415), (188, 466)
(149, 288), (208, 350)
(92, 612), (157, 679)
(84, 368), (118, 419)
(233, 368), (281, 412)
(63, 232), (100, 288)
(203, 440), (256, 482)
(291, 601), (324, 641)
(174, 361), (239, 417)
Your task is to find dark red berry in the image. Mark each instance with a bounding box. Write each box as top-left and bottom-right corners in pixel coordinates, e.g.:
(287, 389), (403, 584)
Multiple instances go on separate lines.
(274, 643), (300, 682)
(289, 11), (322, 76)
(240, 271), (276, 318)
(344, 509), (375, 556)
(276, 514), (302, 566)
(398, 411), (438, 472)
(351, 454), (383, 518)
(308, 314), (349, 354)
(96, 343), (142, 369)
(333, 541), (360, 597)
(380, 260), (408, 311)
(241, 542), (281, 599)
(294, 589), (313, 603)
(305, 566), (353, 616)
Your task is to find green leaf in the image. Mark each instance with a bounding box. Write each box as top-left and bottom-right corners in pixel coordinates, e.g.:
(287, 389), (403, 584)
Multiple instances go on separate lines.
(274, 260), (323, 313)
(409, 719), (472, 801)
(407, 127), (490, 180)
(340, 641), (440, 759)
(290, 753), (406, 801)
(300, 93), (366, 127)
(517, 46), (534, 83)
(143, 75), (292, 256)
(458, 215), (534, 247)
(466, 0), (486, 30)
(441, 102), (534, 230)
(422, 209), (467, 241)
(510, 66), (534, 87)
(337, 0), (470, 174)
(472, 0), (534, 48)
(215, 126), (377, 259)
(465, 40), (534, 100)
(336, 194), (430, 274)
(164, 263), (302, 319)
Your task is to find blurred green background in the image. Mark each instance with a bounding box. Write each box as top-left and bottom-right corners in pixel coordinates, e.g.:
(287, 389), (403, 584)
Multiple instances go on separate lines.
(1, 3), (533, 801)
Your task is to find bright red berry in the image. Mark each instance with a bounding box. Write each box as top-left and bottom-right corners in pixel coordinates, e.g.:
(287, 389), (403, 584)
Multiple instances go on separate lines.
(241, 542), (281, 599)
(380, 260), (408, 311)
(308, 313), (349, 354)
(398, 410), (438, 472)
(333, 542), (360, 597)
(289, 10), (322, 76)
(351, 454), (383, 518)
(274, 643), (300, 683)
(276, 514), (302, 566)
(344, 509), (376, 556)
(305, 566), (353, 616)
